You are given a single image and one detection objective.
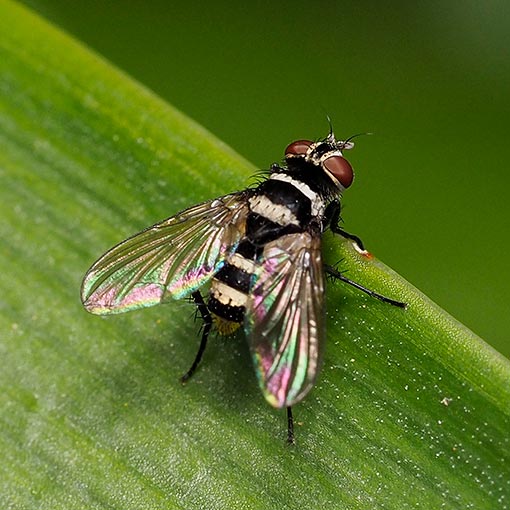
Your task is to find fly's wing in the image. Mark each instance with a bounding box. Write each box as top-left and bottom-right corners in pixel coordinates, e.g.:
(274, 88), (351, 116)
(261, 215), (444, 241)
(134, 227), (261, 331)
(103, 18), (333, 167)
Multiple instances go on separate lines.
(244, 232), (325, 408)
(81, 192), (249, 314)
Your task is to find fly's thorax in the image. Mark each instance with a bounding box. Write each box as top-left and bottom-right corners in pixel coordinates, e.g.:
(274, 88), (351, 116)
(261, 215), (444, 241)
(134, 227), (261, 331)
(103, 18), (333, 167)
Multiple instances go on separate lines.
(248, 193), (301, 228)
(268, 173), (326, 218)
(248, 170), (328, 235)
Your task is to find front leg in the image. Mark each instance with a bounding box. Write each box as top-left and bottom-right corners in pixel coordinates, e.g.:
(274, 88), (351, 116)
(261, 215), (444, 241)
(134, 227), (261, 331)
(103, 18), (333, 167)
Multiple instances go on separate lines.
(323, 200), (365, 251)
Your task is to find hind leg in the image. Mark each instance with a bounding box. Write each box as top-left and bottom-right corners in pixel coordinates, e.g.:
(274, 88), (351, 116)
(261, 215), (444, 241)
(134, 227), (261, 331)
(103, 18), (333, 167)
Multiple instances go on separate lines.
(180, 291), (213, 383)
(287, 407), (295, 445)
(325, 265), (407, 308)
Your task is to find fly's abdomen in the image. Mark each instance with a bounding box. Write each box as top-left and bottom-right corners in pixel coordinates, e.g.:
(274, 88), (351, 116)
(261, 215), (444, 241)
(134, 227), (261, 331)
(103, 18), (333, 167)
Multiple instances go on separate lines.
(208, 171), (325, 330)
(207, 251), (257, 326)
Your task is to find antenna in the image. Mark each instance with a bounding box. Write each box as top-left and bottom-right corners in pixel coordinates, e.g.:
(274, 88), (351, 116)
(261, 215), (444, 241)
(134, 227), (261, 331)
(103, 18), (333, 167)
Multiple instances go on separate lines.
(341, 131), (372, 150)
(326, 115), (334, 137)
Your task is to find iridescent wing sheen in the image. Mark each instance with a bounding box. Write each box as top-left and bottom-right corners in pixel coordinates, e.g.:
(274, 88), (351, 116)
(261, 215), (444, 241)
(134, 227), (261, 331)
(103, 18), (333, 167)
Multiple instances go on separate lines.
(244, 232), (325, 408)
(81, 192), (249, 314)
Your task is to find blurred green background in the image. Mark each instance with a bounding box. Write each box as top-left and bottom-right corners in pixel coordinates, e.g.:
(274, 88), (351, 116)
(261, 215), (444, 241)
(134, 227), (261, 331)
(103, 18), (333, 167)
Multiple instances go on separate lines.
(20, 0), (509, 358)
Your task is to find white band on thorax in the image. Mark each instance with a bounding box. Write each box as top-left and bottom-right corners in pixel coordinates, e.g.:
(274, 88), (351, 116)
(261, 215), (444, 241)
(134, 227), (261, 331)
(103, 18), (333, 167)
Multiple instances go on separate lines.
(270, 173), (325, 217)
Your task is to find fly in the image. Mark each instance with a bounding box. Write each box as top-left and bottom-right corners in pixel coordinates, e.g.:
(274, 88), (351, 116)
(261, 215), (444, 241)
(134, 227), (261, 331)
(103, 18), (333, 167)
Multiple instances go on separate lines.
(81, 129), (406, 444)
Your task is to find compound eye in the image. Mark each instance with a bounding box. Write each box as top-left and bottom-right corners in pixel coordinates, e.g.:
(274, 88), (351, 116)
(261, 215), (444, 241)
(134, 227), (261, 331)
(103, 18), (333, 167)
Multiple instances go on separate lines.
(285, 140), (313, 157)
(323, 155), (354, 188)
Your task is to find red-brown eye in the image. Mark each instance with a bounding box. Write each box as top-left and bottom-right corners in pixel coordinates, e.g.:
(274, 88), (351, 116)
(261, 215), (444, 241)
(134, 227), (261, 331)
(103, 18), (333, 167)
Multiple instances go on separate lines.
(323, 155), (354, 188)
(285, 140), (313, 157)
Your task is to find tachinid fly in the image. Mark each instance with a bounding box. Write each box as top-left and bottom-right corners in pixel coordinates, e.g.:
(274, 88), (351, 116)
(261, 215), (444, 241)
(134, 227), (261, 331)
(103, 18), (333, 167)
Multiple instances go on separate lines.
(81, 130), (406, 443)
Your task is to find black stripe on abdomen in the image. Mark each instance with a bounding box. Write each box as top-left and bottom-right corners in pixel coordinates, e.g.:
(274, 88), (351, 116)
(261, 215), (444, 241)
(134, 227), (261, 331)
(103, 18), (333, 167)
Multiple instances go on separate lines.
(207, 296), (245, 323)
(214, 263), (251, 294)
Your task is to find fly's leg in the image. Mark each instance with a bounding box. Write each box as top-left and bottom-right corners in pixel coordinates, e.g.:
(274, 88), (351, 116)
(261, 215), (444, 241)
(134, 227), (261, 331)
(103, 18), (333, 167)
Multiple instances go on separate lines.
(324, 200), (365, 251)
(325, 265), (407, 308)
(180, 291), (213, 383)
(287, 406), (295, 445)
(332, 227), (365, 252)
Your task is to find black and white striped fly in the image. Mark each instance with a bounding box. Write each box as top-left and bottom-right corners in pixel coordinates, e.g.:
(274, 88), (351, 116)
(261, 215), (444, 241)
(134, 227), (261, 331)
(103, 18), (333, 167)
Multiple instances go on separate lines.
(81, 129), (406, 443)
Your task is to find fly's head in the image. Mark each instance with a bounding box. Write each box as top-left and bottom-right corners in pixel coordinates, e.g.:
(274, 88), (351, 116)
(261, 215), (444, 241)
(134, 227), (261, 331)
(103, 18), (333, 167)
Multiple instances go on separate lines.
(284, 132), (355, 192)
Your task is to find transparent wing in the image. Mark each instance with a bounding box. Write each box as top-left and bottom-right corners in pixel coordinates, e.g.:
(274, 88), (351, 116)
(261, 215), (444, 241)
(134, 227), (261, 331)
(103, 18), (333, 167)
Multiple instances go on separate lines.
(81, 192), (249, 314)
(244, 232), (325, 408)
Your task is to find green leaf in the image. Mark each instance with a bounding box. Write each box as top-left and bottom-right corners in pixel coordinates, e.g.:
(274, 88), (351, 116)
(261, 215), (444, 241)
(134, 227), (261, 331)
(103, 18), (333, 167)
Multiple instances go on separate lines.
(1, 1), (509, 509)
